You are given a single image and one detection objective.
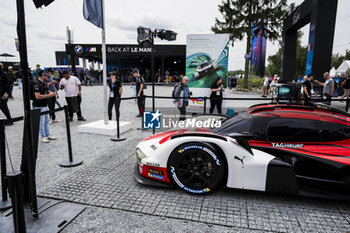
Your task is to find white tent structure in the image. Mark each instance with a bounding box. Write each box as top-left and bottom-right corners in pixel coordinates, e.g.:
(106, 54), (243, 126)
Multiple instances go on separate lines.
(330, 67), (336, 77)
(336, 60), (350, 75)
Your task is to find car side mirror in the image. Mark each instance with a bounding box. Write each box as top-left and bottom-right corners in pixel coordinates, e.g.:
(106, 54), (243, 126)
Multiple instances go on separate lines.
(227, 132), (255, 155)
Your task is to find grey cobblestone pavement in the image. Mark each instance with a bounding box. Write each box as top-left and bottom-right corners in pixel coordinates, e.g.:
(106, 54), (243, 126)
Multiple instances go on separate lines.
(2, 85), (350, 232)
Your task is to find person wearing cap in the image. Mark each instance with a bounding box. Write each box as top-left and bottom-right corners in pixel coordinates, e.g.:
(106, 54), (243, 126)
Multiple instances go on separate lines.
(33, 64), (42, 81)
(0, 63), (13, 125)
(60, 70), (86, 121)
(132, 68), (145, 117)
(108, 72), (123, 120)
(32, 70), (57, 143)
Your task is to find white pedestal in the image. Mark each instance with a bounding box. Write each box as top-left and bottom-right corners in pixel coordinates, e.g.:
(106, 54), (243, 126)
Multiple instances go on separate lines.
(78, 120), (132, 136)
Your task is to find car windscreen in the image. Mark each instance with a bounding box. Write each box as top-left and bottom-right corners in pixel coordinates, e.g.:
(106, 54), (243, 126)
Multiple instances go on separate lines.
(265, 118), (320, 142)
(210, 112), (253, 135)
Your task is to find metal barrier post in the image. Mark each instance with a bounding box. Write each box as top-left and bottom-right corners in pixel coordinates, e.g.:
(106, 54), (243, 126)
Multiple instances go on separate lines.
(111, 98), (126, 141)
(7, 171), (26, 233)
(59, 105), (83, 167)
(0, 119), (11, 211)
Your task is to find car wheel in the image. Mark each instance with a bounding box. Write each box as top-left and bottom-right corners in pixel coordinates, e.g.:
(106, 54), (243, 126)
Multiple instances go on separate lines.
(167, 143), (225, 194)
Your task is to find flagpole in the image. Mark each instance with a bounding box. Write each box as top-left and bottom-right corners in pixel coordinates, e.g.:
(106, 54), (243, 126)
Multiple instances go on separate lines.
(101, 0), (108, 124)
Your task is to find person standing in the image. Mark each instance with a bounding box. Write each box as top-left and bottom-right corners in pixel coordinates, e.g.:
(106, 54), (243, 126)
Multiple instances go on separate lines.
(340, 75), (350, 102)
(7, 66), (15, 99)
(33, 64), (41, 81)
(262, 74), (269, 97)
(132, 68), (145, 117)
(314, 72), (334, 105)
(60, 70), (86, 121)
(32, 70), (57, 143)
(302, 75), (312, 106)
(107, 72), (123, 120)
(47, 68), (61, 124)
(0, 63), (13, 125)
(210, 77), (225, 114)
(174, 76), (191, 121)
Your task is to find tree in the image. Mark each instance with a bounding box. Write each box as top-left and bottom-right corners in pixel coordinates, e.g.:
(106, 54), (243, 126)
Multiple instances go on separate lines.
(331, 50), (350, 70)
(331, 53), (345, 70)
(212, 0), (294, 88)
(266, 31), (307, 79)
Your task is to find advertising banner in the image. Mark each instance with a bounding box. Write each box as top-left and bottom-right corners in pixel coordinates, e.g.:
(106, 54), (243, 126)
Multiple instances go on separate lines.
(186, 34), (229, 108)
(250, 24), (267, 77)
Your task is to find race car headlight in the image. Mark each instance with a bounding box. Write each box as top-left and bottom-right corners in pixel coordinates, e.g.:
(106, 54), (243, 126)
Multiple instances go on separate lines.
(136, 148), (147, 164)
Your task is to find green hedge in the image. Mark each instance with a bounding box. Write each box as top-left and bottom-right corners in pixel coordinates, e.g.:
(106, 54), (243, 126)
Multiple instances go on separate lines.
(236, 77), (264, 90)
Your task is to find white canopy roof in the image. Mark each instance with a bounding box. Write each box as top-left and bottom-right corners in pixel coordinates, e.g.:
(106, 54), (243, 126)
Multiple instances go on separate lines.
(330, 67), (336, 77)
(336, 60), (350, 74)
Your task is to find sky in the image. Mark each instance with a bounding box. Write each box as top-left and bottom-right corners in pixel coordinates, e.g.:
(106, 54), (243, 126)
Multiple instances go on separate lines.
(0, 0), (349, 70)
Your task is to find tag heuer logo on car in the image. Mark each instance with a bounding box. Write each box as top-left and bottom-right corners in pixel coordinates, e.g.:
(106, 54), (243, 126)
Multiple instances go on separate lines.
(271, 143), (304, 148)
(74, 45), (83, 54)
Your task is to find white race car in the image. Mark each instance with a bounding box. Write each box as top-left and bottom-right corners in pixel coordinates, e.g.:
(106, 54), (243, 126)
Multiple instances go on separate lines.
(135, 104), (350, 198)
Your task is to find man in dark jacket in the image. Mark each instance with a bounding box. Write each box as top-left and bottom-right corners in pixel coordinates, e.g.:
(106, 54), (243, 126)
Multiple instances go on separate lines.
(174, 76), (191, 120)
(132, 68), (145, 117)
(0, 63), (13, 125)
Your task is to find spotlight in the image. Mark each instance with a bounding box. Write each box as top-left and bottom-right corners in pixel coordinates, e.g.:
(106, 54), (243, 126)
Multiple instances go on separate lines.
(157, 30), (177, 41)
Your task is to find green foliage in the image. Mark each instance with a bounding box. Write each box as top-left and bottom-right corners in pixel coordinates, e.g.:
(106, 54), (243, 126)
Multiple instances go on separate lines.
(266, 48), (282, 76)
(331, 50), (350, 69)
(236, 77), (264, 90)
(212, 0), (294, 88)
(266, 31), (307, 78)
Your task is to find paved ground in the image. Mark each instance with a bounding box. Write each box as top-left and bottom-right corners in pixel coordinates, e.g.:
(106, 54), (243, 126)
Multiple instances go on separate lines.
(1, 84), (350, 232)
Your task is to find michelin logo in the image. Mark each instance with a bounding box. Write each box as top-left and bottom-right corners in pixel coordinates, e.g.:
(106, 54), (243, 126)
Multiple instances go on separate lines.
(271, 143), (304, 148)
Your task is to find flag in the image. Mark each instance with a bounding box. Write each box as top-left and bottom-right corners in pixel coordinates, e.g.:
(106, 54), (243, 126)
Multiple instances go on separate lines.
(83, 0), (103, 29)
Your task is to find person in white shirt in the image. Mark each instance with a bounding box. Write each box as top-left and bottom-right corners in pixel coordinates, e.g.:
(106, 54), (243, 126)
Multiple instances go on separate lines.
(262, 74), (269, 97)
(60, 70), (86, 121)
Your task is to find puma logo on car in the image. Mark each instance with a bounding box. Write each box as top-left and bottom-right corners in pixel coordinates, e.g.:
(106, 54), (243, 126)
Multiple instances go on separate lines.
(234, 156), (245, 165)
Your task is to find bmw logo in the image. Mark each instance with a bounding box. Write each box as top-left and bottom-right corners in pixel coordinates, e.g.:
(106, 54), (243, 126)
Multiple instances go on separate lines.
(74, 45), (83, 54)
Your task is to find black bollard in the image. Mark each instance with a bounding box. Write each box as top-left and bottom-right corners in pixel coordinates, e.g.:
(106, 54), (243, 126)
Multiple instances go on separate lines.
(111, 100), (126, 142)
(203, 97), (207, 114)
(7, 171), (26, 233)
(0, 119), (11, 211)
(59, 105), (83, 167)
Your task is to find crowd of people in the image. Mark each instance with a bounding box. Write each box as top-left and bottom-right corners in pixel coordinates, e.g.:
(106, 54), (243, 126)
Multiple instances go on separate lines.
(260, 72), (350, 106)
(3, 61), (350, 144)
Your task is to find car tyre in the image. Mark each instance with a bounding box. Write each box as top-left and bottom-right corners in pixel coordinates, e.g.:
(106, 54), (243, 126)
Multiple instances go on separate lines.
(167, 143), (225, 194)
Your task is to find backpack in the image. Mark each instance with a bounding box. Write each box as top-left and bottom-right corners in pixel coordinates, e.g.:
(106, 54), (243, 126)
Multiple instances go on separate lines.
(172, 82), (182, 98)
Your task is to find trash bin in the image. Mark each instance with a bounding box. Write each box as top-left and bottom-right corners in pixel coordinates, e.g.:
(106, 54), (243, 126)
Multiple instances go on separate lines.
(227, 107), (235, 117)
